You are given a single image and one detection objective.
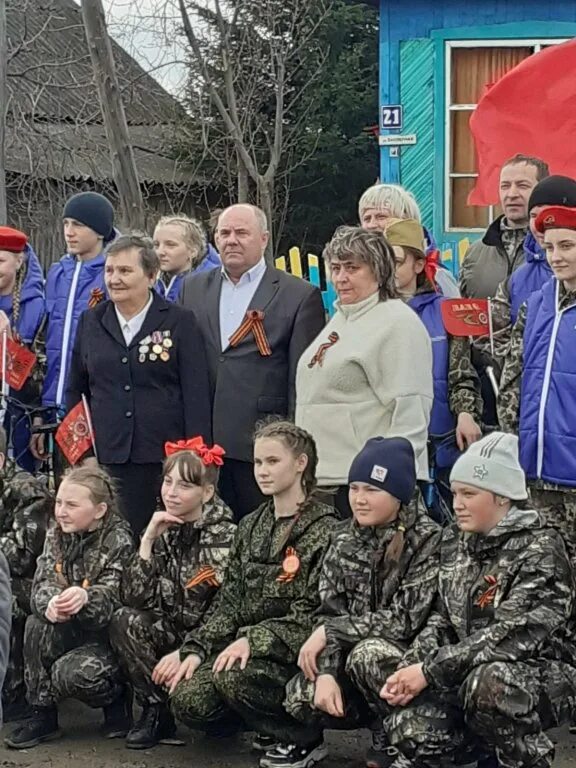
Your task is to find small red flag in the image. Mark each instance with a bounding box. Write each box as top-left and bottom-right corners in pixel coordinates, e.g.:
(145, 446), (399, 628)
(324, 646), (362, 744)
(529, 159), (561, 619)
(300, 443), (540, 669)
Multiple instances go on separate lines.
(55, 401), (94, 465)
(441, 299), (490, 337)
(0, 337), (37, 391)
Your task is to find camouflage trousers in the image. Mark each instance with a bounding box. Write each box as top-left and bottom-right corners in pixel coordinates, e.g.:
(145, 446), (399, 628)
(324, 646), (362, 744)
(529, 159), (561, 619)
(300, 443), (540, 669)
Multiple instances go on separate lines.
(284, 639), (386, 732)
(388, 660), (576, 768)
(110, 607), (181, 705)
(4, 577), (33, 705)
(24, 615), (124, 708)
(530, 487), (576, 565)
(171, 656), (322, 745)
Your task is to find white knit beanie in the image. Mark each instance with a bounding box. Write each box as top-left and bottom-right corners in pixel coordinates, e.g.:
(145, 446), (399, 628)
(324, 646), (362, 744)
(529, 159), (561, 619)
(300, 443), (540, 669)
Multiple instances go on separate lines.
(450, 432), (528, 500)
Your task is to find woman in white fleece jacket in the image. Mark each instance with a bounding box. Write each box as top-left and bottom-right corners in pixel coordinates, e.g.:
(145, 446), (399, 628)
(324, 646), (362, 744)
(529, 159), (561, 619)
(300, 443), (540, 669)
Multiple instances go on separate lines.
(296, 226), (433, 517)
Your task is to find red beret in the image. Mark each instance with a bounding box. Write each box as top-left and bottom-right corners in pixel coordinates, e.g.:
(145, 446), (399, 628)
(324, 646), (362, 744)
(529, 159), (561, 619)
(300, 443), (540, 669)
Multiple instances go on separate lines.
(0, 226), (27, 254)
(535, 206), (576, 234)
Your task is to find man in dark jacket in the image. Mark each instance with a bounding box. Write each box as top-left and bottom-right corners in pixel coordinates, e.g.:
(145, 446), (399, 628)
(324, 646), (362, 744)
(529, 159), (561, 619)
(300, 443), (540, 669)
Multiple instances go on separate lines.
(179, 204), (325, 520)
(459, 154), (549, 300)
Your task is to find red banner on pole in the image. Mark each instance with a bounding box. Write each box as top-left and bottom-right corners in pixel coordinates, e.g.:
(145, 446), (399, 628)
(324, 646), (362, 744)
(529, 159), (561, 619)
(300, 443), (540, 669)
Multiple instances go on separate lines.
(0, 337), (37, 391)
(55, 401), (94, 465)
(441, 299), (490, 337)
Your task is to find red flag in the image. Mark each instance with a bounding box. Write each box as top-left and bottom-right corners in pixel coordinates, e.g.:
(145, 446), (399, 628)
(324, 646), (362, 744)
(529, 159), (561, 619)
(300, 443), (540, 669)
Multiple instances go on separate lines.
(468, 40), (576, 205)
(55, 401), (94, 465)
(0, 337), (36, 391)
(441, 299), (490, 337)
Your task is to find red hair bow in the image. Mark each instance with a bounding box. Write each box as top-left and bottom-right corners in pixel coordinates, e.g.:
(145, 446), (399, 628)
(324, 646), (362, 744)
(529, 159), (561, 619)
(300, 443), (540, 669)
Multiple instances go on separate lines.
(164, 437), (225, 467)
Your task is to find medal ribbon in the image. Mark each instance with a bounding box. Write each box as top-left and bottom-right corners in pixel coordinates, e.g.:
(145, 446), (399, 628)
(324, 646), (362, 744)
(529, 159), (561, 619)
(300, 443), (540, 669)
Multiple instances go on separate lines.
(88, 287), (105, 308)
(229, 310), (272, 357)
(185, 565), (219, 589)
(308, 332), (339, 369)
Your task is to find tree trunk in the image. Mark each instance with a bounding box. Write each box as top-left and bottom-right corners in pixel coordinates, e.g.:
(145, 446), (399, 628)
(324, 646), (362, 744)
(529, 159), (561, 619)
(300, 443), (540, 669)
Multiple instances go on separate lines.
(237, 150), (249, 203)
(258, 178), (274, 264)
(81, 0), (144, 231)
(0, 0), (7, 225)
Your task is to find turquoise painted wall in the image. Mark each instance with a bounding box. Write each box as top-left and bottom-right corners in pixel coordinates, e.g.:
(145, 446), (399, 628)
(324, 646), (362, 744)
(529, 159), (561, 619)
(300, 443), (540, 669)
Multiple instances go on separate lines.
(399, 40), (435, 229)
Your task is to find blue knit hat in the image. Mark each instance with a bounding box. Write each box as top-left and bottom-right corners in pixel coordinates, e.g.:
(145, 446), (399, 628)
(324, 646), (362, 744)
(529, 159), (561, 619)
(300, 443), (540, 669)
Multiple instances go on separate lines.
(348, 436), (416, 505)
(63, 192), (115, 242)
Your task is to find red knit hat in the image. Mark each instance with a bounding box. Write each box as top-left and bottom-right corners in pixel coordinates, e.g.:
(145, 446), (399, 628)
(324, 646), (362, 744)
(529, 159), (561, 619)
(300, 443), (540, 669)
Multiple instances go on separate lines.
(0, 226), (27, 253)
(534, 206), (576, 234)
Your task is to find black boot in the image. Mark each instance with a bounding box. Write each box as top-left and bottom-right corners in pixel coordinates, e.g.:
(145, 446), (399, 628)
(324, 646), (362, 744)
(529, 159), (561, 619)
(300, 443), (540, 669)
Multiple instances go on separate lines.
(101, 688), (133, 739)
(2, 697), (33, 723)
(126, 703), (182, 750)
(4, 705), (61, 749)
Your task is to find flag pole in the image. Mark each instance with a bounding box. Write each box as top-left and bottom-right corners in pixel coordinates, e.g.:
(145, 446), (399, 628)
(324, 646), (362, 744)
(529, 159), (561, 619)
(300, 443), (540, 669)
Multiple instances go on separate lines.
(0, 330), (7, 419)
(81, 394), (98, 463)
(487, 298), (494, 359)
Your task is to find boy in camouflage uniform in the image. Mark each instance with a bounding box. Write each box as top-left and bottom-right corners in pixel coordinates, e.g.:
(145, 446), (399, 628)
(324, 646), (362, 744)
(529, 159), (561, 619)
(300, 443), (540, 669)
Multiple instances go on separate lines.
(0, 425), (52, 721)
(5, 467), (134, 750)
(110, 441), (236, 749)
(382, 433), (576, 768)
(170, 422), (337, 768)
(284, 437), (441, 768)
(498, 205), (576, 564)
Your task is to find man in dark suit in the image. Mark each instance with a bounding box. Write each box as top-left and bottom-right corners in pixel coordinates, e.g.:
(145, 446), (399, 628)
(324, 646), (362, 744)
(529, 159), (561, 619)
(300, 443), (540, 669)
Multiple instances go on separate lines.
(179, 204), (325, 519)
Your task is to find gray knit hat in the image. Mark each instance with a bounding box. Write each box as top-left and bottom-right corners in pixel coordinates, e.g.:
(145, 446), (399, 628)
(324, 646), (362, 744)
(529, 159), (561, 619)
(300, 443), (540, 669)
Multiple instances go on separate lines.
(450, 432), (528, 500)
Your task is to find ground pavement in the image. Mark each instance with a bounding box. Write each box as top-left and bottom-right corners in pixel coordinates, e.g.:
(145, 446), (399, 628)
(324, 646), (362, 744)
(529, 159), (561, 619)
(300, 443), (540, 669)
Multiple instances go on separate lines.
(1, 703), (576, 768)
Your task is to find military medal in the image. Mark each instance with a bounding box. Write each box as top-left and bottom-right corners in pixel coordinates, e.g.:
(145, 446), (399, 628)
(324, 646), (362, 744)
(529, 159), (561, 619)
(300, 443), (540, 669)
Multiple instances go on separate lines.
(160, 351), (170, 362)
(139, 353), (146, 363)
(163, 338), (173, 349)
(152, 331), (162, 343)
(150, 353), (158, 361)
(277, 547), (300, 583)
(82, 578), (90, 589)
(139, 345), (149, 354)
(152, 344), (162, 355)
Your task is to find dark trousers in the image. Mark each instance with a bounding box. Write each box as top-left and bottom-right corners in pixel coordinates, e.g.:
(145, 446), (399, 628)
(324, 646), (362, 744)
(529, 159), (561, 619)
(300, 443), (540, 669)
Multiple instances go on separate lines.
(218, 458), (265, 522)
(104, 462), (162, 536)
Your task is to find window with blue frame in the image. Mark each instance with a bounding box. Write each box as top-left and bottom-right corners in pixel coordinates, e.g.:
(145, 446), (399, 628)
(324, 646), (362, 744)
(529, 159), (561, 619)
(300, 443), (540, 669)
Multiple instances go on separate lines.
(445, 39), (567, 232)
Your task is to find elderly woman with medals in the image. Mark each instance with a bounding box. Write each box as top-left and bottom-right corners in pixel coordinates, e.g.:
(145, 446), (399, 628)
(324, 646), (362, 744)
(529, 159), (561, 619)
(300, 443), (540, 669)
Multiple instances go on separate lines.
(65, 234), (212, 535)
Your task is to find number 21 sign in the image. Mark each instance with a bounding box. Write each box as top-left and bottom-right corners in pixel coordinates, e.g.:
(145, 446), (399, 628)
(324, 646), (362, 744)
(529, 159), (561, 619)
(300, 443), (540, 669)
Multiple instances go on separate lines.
(380, 105), (403, 131)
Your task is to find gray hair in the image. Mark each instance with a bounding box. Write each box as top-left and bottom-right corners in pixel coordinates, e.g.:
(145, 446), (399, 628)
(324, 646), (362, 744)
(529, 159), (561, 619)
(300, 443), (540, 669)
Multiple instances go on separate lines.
(323, 226), (398, 301)
(155, 215), (207, 267)
(358, 184), (421, 223)
(217, 204), (268, 234)
(105, 234), (160, 278)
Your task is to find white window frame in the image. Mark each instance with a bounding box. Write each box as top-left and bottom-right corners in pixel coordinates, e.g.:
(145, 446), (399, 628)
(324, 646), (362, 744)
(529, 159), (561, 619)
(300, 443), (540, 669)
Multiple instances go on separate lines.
(445, 39), (568, 233)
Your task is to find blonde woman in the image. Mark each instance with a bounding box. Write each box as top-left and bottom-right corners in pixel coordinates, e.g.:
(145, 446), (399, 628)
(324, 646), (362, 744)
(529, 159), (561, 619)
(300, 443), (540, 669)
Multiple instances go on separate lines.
(153, 216), (220, 303)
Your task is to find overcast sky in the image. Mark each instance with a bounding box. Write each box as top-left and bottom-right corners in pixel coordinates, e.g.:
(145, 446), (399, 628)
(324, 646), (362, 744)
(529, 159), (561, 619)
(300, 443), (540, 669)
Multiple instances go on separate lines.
(102, 0), (188, 95)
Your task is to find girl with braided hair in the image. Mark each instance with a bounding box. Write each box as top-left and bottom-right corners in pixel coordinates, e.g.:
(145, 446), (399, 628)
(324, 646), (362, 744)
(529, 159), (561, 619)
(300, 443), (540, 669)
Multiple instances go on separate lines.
(285, 437), (441, 768)
(153, 216), (220, 303)
(170, 421), (337, 765)
(5, 467), (134, 750)
(0, 227), (45, 472)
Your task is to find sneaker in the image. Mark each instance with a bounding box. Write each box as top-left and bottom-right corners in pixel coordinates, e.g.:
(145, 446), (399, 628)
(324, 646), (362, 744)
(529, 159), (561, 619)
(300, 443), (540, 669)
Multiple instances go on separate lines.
(126, 703), (184, 750)
(253, 733), (280, 753)
(101, 689), (133, 739)
(260, 741), (328, 768)
(366, 730), (400, 768)
(4, 706), (62, 749)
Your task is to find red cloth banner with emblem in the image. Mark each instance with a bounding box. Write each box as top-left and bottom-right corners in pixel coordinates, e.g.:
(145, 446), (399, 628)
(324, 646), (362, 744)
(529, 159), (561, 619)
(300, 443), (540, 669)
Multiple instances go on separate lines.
(468, 39), (576, 205)
(55, 400), (95, 465)
(441, 299), (490, 337)
(0, 337), (37, 391)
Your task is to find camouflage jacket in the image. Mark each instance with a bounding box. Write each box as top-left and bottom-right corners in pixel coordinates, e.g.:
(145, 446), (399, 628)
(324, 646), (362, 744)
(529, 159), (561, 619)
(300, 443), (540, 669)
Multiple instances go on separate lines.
(406, 507), (574, 690)
(498, 283), (576, 492)
(471, 277), (512, 375)
(408, 283), (483, 421)
(120, 496), (236, 636)
(180, 499), (337, 664)
(0, 468), (52, 613)
(32, 511), (134, 632)
(316, 502), (441, 677)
